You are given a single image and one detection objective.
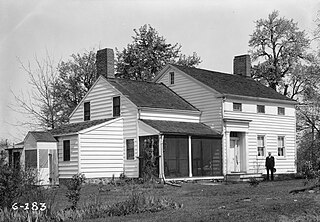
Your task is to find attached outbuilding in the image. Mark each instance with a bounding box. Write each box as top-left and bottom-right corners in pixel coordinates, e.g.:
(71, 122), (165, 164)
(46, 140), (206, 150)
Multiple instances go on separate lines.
(23, 132), (58, 185)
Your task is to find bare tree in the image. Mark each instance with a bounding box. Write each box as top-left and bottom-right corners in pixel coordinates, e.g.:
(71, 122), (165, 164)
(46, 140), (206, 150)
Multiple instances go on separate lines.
(10, 53), (60, 130)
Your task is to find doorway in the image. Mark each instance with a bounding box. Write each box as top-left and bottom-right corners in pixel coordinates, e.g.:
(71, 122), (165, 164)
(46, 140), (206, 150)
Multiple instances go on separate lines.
(229, 137), (240, 172)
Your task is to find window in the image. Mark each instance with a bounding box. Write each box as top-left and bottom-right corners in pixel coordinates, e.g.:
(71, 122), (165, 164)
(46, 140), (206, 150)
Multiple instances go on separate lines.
(257, 135), (265, 156)
(63, 140), (70, 161)
(113, 96), (120, 117)
(278, 107), (285, 115)
(126, 139), (134, 160)
(169, 72), (175, 85)
(84, 102), (90, 121)
(257, 105), (265, 113)
(278, 136), (285, 156)
(233, 103), (242, 111)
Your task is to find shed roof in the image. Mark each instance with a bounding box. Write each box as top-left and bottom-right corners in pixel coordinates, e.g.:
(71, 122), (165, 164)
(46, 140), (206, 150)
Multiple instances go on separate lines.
(50, 118), (113, 136)
(140, 120), (221, 137)
(171, 64), (294, 102)
(107, 78), (198, 111)
(28, 132), (57, 142)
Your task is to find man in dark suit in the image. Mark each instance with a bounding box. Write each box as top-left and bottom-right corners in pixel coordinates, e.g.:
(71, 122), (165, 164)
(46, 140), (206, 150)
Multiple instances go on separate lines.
(265, 152), (275, 181)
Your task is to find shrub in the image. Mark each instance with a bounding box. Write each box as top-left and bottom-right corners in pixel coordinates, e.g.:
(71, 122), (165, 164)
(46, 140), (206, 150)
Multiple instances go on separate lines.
(248, 177), (260, 187)
(0, 151), (47, 210)
(65, 173), (86, 210)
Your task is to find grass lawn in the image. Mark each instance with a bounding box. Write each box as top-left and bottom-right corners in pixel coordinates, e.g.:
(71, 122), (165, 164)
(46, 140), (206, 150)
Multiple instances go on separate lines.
(52, 179), (320, 221)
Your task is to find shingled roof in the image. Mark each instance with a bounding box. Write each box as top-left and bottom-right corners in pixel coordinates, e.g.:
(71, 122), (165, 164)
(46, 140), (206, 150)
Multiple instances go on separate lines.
(107, 78), (198, 111)
(140, 119), (221, 137)
(171, 64), (294, 102)
(50, 118), (113, 136)
(28, 132), (57, 142)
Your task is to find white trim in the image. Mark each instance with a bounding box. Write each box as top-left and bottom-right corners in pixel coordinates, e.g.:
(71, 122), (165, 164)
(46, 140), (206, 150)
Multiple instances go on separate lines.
(138, 107), (200, 115)
(188, 136), (192, 178)
(78, 117), (123, 134)
(137, 120), (160, 136)
(220, 94), (297, 105)
(78, 134), (81, 174)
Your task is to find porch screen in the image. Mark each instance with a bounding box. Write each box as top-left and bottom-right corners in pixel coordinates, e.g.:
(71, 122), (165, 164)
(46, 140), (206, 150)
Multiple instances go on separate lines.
(25, 150), (37, 169)
(164, 135), (189, 178)
(192, 137), (222, 176)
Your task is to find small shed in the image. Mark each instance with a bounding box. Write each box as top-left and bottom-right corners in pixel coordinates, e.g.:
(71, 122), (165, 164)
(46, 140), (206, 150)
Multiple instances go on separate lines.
(24, 132), (58, 185)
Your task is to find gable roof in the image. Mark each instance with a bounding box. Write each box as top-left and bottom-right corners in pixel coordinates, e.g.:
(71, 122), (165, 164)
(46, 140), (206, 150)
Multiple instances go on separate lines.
(50, 118), (113, 136)
(107, 78), (198, 111)
(28, 132), (57, 142)
(140, 119), (221, 137)
(170, 64), (294, 102)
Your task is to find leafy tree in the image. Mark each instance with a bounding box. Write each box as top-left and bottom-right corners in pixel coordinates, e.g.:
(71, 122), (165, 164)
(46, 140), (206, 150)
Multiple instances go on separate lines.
(249, 11), (310, 98)
(116, 24), (201, 81)
(52, 50), (97, 125)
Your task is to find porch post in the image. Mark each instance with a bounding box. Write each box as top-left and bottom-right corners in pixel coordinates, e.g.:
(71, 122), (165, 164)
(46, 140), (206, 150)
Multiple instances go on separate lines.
(225, 131), (230, 175)
(188, 136), (192, 178)
(159, 134), (165, 180)
(245, 132), (249, 173)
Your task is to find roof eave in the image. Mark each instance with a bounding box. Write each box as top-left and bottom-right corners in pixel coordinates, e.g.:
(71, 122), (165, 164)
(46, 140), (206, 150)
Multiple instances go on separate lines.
(220, 94), (298, 105)
(138, 106), (201, 114)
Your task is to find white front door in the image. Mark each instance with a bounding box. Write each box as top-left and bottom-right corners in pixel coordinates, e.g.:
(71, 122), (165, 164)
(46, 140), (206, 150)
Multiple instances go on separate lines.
(229, 138), (240, 172)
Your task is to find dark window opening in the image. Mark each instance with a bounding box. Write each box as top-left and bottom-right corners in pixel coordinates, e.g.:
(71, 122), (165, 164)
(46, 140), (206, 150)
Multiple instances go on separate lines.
(126, 139), (134, 160)
(84, 102), (90, 121)
(257, 105), (265, 113)
(170, 72), (175, 85)
(25, 150), (37, 169)
(63, 140), (70, 161)
(233, 103), (242, 111)
(113, 96), (120, 117)
(278, 107), (285, 115)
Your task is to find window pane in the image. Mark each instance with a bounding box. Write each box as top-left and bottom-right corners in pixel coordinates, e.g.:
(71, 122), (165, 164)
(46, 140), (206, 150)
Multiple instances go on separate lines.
(63, 140), (70, 161)
(25, 150), (37, 168)
(84, 102), (90, 121)
(257, 105), (265, 113)
(278, 107), (285, 115)
(170, 72), (174, 84)
(113, 96), (120, 117)
(233, 103), (242, 111)
(126, 139), (134, 160)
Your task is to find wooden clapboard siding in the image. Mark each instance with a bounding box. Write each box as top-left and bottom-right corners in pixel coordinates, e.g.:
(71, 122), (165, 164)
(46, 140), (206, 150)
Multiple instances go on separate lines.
(139, 109), (199, 123)
(56, 135), (79, 178)
(79, 118), (124, 178)
(122, 98), (139, 177)
(224, 99), (296, 174)
(70, 78), (118, 123)
(24, 134), (37, 150)
(69, 77), (139, 177)
(157, 68), (223, 132)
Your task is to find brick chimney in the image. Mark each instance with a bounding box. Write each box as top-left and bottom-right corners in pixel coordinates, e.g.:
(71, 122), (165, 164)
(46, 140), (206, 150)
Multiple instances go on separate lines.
(233, 54), (251, 77)
(96, 48), (115, 78)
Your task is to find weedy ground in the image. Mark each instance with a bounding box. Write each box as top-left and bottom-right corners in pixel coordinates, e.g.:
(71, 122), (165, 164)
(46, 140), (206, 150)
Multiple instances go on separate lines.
(50, 179), (320, 222)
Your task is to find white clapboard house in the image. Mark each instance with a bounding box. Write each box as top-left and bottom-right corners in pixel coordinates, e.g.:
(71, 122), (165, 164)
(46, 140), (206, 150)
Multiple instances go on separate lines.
(21, 48), (297, 183)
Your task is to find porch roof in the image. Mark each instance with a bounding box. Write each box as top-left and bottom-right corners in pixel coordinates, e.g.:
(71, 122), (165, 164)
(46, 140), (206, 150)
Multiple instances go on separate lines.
(140, 120), (222, 137)
(50, 118), (114, 136)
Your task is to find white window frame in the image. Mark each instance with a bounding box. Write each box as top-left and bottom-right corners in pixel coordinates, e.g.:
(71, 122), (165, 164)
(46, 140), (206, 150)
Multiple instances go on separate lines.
(257, 135), (266, 157)
(169, 72), (175, 85)
(126, 139), (135, 160)
(278, 107), (285, 115)
(233, 102), (242, 111)
(277, 136), (285, 157)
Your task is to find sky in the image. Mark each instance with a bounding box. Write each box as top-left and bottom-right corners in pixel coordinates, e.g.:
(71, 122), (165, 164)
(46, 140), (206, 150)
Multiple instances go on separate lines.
(0, 0), (319, 143)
